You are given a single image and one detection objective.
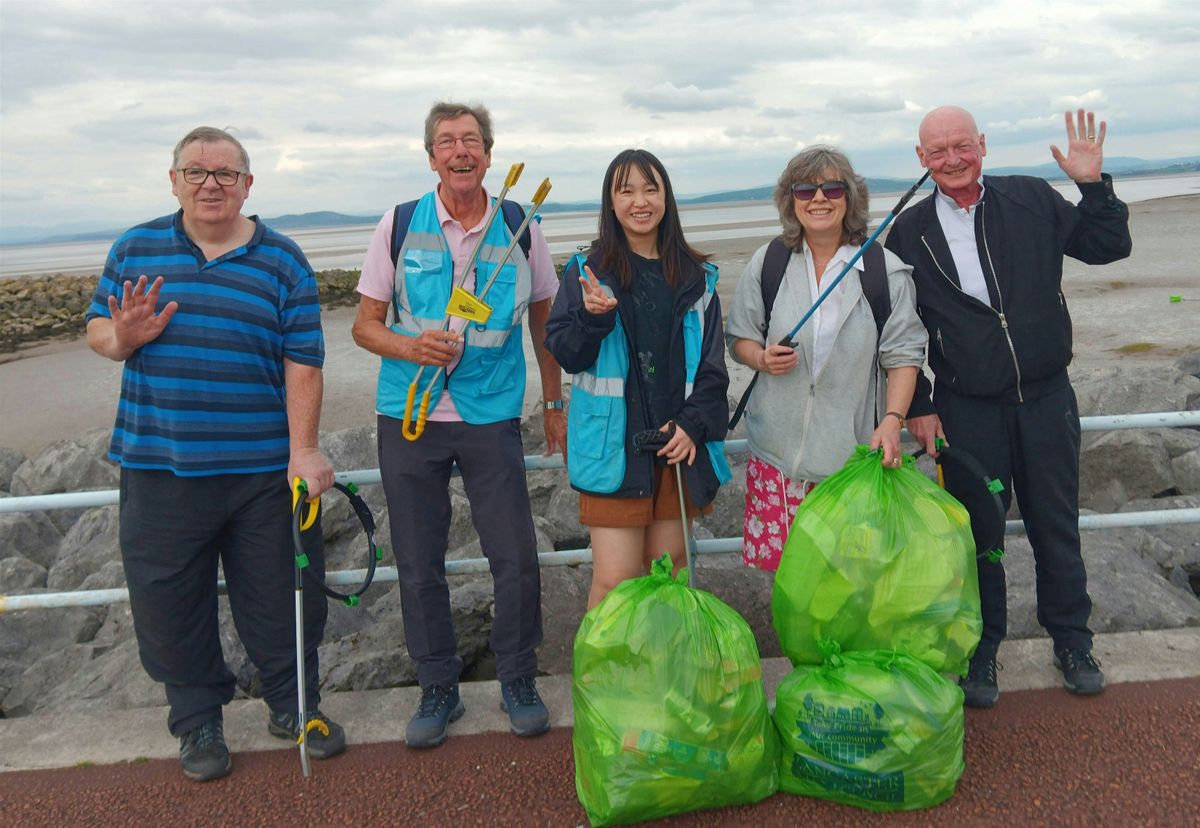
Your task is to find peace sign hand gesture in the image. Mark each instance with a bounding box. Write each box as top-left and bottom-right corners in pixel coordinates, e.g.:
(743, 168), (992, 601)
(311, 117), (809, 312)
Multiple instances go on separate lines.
(579, 265), (618, 316)
(1050, 108), (1105, 184)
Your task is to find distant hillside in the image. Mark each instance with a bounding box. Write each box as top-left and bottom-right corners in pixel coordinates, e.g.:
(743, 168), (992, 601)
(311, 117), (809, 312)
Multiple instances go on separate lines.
(6, 156), (1196, 245)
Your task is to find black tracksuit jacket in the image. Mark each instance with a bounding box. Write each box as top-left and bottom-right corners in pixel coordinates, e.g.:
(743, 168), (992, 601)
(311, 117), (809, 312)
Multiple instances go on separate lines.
(885, 174), (1132, 413)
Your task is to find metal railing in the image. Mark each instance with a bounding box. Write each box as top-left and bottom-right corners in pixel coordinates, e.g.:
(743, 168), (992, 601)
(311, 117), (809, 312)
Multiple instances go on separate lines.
(2, 410), (1198, 612)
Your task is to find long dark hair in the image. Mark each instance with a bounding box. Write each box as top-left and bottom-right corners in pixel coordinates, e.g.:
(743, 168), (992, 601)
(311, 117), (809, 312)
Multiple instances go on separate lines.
(591, 149), (708, 290)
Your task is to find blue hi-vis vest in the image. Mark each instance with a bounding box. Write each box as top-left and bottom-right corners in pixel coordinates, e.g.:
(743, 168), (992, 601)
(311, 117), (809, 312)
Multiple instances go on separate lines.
(377, 192), (533, 424)
(566, 254), (733, 493)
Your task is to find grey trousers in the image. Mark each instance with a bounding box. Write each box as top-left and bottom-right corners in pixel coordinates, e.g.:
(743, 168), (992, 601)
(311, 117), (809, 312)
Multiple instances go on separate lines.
(377, 416), (543, 688)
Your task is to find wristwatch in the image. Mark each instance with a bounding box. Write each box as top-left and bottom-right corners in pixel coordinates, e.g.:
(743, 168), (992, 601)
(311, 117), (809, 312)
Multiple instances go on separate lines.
(883, 410), (906, 428)
(544, 400), (565, 411)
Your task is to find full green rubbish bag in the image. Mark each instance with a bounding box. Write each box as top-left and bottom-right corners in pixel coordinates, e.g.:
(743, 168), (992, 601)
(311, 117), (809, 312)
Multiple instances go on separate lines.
(572, 555), (779, 826)
(773, 445), (982, 675)
(774, 641), (965, 811)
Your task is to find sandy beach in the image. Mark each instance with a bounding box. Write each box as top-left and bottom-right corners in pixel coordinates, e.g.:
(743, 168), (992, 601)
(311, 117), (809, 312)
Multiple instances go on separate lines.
(0, 195), (1196, 458)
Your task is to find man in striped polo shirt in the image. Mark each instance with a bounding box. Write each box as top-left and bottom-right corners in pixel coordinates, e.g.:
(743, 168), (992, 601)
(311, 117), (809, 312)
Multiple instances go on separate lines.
(86, 126), (345, 781)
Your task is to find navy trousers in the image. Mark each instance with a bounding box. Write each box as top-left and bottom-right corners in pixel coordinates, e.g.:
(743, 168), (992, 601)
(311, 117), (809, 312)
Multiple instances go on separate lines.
(377, 416), (543, 688)
(935, 379), (1093, 657)
(119, 469), (326, 736)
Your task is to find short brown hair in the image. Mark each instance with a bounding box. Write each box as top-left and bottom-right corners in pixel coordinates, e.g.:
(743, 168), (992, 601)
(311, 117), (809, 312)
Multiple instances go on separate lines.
(423, 102), (494, 156)
(172, 127), (250, 172)
(773, 145), (869, 251)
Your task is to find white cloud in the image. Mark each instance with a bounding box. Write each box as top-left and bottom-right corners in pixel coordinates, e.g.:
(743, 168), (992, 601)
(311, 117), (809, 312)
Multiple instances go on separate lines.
(0, 0), (1196, 232)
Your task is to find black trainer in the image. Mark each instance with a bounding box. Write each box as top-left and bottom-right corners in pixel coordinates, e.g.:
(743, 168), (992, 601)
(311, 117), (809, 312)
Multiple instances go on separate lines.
(179, 718), (232, 782)
(1054, 648), (1105, 695)
(268, 708), (346, 759)
(960, 654), (1000, 709)
(500, 675), (550, 737)
(406, 684), (465, 749)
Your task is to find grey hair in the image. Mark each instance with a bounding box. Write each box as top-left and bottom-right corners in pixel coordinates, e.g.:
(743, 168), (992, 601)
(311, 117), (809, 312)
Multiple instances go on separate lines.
(172, 127), (250, 172)
(423, 101), (494, 156)
(773, 145), (870, 250)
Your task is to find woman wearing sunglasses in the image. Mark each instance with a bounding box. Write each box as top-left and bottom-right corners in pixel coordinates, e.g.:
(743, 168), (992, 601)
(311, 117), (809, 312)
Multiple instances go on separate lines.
(725, 146), (926, 572)
(545, 149), (730, 608)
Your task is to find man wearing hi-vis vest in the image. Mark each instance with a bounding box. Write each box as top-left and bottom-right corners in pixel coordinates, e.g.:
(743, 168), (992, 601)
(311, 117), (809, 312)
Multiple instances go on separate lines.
(352, 101), (565, 749)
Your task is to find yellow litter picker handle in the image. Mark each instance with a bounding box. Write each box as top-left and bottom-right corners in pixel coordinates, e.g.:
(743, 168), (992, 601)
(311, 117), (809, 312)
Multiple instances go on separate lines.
(291, 477), (319, 532)
(402, 383), (432, 441)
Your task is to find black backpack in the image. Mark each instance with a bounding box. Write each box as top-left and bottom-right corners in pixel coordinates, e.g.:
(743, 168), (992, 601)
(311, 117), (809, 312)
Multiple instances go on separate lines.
(758, 237), (890, 339)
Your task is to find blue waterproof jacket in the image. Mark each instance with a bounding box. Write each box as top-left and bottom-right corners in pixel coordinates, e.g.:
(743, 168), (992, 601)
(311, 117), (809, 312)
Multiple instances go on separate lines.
(377, 191), (532, 423)
(545, 252), (731, 505)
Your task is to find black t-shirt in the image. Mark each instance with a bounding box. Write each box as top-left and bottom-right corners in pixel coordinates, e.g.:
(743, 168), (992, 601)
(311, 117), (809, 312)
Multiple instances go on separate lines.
(628, 252), (678, 432)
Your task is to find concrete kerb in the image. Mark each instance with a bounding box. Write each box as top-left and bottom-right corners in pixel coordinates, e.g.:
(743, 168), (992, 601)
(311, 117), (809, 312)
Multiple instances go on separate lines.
(2, 627), (1197, 773)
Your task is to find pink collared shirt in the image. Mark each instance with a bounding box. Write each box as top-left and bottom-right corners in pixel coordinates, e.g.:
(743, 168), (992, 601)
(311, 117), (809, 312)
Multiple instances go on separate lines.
(357, 187), (558, 421)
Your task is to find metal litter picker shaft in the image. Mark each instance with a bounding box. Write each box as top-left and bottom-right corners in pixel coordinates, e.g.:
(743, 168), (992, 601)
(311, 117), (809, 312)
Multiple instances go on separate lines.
(402, 177), (553, 441)
(729, 171), (931, 430)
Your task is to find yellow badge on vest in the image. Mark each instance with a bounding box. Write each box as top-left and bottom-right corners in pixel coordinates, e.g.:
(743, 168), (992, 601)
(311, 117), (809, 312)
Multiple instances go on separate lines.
(446, 285), (493, 324)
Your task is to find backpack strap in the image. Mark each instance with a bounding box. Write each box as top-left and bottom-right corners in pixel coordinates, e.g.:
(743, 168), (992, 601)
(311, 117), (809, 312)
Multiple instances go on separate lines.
(390, 198), (533, 266)
(859, 242), (891, 340)
(759, 237), (791, 334)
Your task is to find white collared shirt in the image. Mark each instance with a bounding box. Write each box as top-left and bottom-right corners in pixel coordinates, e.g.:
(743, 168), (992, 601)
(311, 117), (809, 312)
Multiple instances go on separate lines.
(802, 242), (862, 378)
(933, 183), (991, 306)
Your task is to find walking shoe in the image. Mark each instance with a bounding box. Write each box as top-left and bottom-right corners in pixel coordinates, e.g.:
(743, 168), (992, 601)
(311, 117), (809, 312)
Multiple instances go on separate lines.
(959, 654), (1000, 709)
(406, 684), (464, 749)
(268, 707), (346, 759)
(179, 718), (232, 782)
(500, 675), (550, 737)
(1054, 648), (1105, 695)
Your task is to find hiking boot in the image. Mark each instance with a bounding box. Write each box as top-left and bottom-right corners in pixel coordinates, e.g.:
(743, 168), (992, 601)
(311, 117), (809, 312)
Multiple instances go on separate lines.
(960, 654), (1000, 709)
(1054, 648), (1105, 696)
(268, 707), (346, 759)
(500, 675), (550, 737)
(179, 718), (232, 782)
(406, 684), (464, 749)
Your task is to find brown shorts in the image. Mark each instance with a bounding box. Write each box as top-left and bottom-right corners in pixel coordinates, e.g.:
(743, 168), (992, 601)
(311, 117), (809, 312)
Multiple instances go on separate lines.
(579, 464), (714, 528)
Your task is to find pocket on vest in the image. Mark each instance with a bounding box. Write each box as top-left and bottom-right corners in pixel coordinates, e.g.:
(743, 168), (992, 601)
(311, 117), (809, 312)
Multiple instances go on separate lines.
(568, 394), (625, 493)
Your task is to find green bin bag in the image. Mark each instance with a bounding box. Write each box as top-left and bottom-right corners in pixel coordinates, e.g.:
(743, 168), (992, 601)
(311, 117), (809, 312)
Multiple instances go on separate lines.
(573, 555), (779, 826)
(774, 641), (965, 811)
(772, 445), (982, 675)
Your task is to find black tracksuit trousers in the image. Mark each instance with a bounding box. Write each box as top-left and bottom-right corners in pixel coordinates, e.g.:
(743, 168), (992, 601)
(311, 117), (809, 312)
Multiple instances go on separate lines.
(934, 378), (1094, 658)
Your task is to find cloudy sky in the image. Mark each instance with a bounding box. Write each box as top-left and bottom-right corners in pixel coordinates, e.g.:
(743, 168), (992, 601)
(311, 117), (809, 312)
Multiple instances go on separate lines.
(1, 0), (1197, 235)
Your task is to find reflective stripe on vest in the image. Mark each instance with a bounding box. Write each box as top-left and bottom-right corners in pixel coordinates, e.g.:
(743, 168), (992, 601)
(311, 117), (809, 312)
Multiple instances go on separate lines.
(376, 192), (533, 424)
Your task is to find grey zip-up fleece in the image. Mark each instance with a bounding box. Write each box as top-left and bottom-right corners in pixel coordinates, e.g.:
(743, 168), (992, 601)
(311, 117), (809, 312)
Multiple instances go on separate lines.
(725, 242), (926, 481)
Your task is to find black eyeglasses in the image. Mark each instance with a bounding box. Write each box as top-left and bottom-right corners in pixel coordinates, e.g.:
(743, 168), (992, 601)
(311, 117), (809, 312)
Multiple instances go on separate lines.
(792, 181), (847, 201)
(177, 168), (245, 186)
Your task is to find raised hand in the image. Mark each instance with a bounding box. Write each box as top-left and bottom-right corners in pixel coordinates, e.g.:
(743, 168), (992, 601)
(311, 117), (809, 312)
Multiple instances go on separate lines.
(107, 275), (178, 354)
(579, 265), (618, 315)
(1050, 108), (1105, 184)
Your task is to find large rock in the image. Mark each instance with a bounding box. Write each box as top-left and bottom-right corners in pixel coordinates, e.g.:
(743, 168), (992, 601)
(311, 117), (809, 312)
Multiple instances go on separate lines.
(1072, 364), (1200, 419)
(1120, 495), (1200, 577)
(9, 438), (119, 497)
(698, 455), (747, 541)
(319, 424), (378, 475)
(0, 510), (63, 568)
(0, 606), (103, 706)
(534, 565), (592, 676)
(0, 555), (47, 591)
(1079, 430), (1174, 512)
(1, 639), (163, 717)
(0, 447), (26, 492)
(1171, 449), (1200, 495)
(1002, 529), (1200, 642)
(46, 506), (121, 591)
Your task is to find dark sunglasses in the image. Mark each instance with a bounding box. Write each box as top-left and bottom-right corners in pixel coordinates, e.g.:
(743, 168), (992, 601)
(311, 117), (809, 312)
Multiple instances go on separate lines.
(792, 180), (847, 200)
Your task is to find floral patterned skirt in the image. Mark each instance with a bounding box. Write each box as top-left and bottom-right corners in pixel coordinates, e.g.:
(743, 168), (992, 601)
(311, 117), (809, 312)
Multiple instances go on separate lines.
(742, 453), (817, 572)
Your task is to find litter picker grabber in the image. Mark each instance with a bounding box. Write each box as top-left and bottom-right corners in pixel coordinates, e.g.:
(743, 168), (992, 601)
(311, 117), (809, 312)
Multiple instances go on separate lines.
(633, 426), (698, 584)
(401, 176), (553, 441)
(912, 440), (1007, 563)
(728, 171), (931, 430)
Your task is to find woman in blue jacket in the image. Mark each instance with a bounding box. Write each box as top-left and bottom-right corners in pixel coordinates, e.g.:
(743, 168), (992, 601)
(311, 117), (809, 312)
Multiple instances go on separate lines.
(545, 149), (730, 609)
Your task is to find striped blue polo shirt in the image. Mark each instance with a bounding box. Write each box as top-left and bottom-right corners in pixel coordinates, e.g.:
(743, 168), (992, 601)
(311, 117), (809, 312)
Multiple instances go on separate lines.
(86, 211), (324, 476)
